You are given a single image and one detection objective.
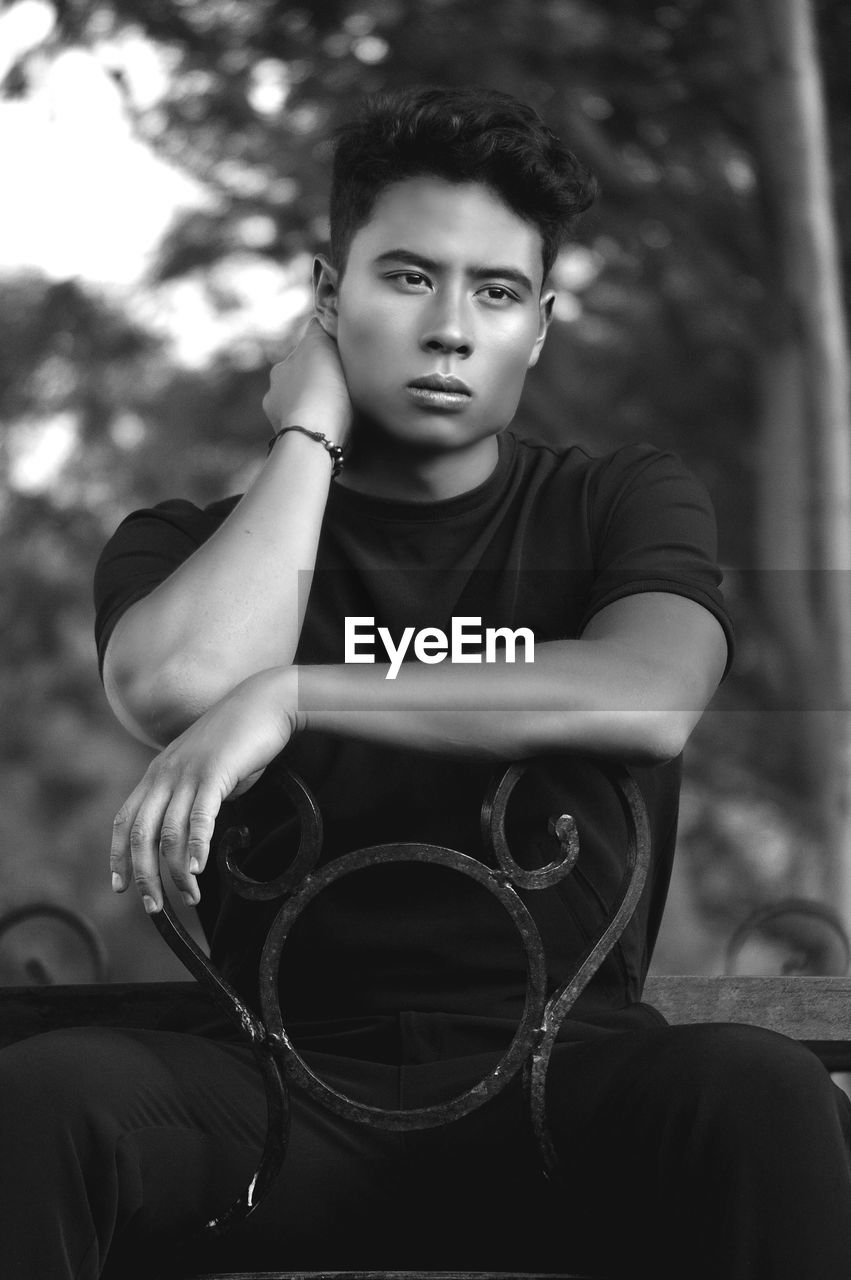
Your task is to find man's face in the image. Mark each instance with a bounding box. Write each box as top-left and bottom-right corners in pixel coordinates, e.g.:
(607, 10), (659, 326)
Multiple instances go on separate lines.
(317, 176), (554, 454)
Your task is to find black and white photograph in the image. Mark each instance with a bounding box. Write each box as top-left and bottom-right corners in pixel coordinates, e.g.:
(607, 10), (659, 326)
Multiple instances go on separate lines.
(2, 2), (851, 1276)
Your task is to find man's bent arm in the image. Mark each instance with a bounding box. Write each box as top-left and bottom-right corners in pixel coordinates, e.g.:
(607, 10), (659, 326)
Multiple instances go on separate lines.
(297, 592), (728, 764)
(110, 591), (726, 911)
(103, 322), (351, 747)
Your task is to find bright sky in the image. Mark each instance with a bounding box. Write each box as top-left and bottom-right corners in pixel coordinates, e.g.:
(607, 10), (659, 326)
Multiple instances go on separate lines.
(0, 0), (313, 327)
(0, 1), (313, 492)
(0, 2), (207, 284)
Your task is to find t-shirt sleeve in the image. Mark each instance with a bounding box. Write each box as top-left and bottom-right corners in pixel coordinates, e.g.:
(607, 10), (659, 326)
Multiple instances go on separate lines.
(581, 444), (734, 672)
(92, 496), (237, 678)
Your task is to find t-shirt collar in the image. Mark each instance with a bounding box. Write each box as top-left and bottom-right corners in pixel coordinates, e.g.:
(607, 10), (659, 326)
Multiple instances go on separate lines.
(328, 430), (517, 524)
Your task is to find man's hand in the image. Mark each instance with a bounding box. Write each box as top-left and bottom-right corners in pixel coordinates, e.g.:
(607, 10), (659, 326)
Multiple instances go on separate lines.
(110, 667), (301, 914)
(262, 317), (354, 447)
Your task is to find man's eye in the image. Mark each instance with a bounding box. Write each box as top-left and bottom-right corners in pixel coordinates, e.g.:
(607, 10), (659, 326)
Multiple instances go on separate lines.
(390, 272), (429, 288)
(480, 286), (517, 304)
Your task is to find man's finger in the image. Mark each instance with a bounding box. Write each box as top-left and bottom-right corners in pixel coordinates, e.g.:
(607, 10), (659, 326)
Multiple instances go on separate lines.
(125, 786), (172, 913)
(185, 781), (223, 883)
(110, 776), (156, 894)
(158, 784), (203, 906)
(110, 800), (137, 893)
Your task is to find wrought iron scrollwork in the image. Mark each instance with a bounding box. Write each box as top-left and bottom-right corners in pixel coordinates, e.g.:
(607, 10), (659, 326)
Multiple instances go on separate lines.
(525, 765), (652, 1177)
(150, 757), (651, 1237)
(0, 902), (110, 985)
(258, 841), (557, 1131)
(217, 768), (324, 901)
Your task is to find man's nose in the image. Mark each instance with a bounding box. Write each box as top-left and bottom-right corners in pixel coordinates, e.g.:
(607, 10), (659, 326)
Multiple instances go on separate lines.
(420, 290), (474, 357)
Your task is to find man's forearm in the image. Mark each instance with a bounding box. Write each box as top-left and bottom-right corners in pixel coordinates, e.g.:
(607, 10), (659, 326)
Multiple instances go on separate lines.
(103, 320), (354, 748)
(294, 636), (712, 764)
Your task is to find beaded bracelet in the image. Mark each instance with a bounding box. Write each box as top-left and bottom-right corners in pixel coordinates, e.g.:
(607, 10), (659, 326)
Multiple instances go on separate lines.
(267, 424), (346, 477)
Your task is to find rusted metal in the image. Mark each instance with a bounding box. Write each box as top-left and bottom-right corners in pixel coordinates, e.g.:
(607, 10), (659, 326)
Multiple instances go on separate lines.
(480, 762), (580, 890)
(525, 764), (652, 1178)
(218, 769), (323, 901)
(150, 759), (650, 1239)
(151, 896), (265, 1048)
(259, 842), (550, 1130)
(150, 897), (291, 1237)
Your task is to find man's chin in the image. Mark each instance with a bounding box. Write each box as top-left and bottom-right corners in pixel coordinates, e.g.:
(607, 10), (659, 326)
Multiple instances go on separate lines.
(351, 410), (499, 453)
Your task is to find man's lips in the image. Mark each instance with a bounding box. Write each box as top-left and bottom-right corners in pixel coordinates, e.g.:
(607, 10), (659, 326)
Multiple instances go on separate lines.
(407, 374), (472, 396)
(405, 374), (473, 412)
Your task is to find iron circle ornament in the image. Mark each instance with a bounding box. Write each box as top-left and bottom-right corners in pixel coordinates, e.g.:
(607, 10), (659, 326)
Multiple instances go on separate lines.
(258, 842), (550, 1131)
(218, 766), (323, 901)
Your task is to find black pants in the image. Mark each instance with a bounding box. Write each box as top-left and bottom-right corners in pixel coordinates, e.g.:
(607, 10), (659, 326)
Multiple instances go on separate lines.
(1, 1016), (850, 1280)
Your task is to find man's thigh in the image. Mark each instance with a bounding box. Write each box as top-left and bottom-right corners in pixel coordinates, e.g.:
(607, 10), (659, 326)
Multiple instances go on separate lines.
(9, 1018), (847, 1276)
(396, 1021), (851, 1274)
(0, 1025), (405, 1277)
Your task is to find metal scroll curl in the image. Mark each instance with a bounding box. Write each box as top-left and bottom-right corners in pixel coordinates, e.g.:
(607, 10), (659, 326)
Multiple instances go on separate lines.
(147, 766), (322, 1237)
(524, 763), (652, 1178)
(148, 757), (650, 1237)
(480, 760), (581, 889)
(217, 766), (323, 901)
(149, 889), (290, 1237)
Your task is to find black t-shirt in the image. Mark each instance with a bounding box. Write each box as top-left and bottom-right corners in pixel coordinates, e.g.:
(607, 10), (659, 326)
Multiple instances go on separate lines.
(94, 430), (733, 1035)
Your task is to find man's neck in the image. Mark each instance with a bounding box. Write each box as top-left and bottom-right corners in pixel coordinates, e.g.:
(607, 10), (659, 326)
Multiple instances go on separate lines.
(335, 432), (500, 503)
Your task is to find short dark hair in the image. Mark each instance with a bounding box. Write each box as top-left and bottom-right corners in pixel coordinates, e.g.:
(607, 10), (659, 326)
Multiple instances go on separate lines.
(329, 85), (598, 282)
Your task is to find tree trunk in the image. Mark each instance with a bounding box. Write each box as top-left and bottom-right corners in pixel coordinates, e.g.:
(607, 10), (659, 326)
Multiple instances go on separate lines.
(734, 0), (851, 921)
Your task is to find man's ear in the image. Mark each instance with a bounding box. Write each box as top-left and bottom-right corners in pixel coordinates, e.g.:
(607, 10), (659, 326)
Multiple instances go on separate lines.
(527, 289), (555, 369)
(313, 254), (340, 337)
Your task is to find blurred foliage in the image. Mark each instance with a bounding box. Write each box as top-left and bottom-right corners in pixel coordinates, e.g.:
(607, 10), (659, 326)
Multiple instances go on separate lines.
(1, 0), (850, 979)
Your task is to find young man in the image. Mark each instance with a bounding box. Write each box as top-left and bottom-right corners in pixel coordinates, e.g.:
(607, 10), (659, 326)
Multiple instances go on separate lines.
(2, 87), (850, 1280)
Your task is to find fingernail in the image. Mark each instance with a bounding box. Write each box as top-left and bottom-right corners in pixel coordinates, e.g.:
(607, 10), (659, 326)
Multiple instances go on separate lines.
(181, 891), (197, 907)
(188, 857), (201, 874)
(111, 872), (124, 892)
(142, 895), (159, 914)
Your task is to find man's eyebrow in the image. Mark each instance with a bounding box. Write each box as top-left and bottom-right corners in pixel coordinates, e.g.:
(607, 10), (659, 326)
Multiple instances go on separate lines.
(373, 249), (535, 294)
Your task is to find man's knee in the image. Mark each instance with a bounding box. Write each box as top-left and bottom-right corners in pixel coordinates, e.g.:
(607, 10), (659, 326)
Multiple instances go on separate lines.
(666, 1022), (831, 1095)
(638, 1022), (841, 1156)
(547, 1021), (840, 1159)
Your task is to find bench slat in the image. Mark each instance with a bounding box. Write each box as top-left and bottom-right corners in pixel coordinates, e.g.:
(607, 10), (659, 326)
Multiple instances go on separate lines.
(643, 974), (851, 1040)
(2, 977), (850, 1064)
(0, 981), (216, 1049)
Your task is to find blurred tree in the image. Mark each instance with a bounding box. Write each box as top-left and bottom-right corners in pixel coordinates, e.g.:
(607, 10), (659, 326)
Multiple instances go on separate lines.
(731, 0), (851, 921)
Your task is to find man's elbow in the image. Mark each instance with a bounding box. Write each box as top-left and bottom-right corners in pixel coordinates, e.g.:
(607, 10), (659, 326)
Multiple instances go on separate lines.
(614, 657), (716, 765)
(567, 708), (695, 766)
(102, 649), (224, 747)
(632, 709), (697, 765)
(525, 706), (697, 766)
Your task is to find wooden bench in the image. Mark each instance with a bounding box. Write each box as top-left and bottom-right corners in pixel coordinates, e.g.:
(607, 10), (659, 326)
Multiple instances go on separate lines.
(644, 973), (851, 1071)
(4, 975), (851, 1067)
